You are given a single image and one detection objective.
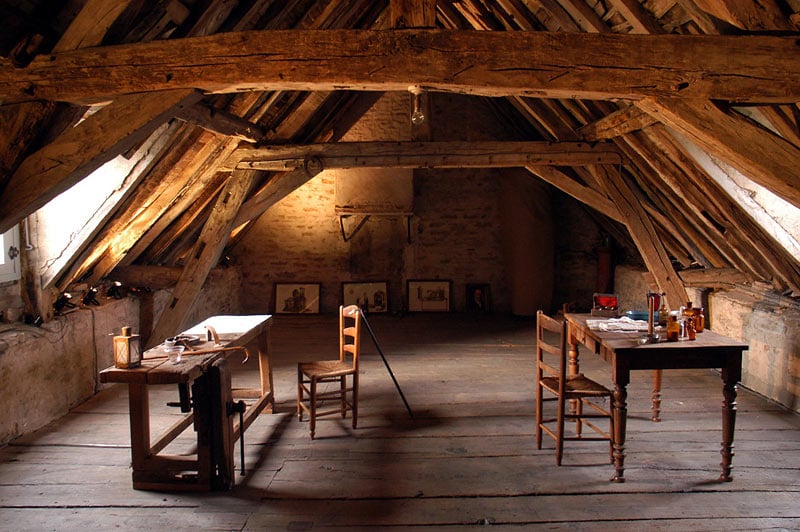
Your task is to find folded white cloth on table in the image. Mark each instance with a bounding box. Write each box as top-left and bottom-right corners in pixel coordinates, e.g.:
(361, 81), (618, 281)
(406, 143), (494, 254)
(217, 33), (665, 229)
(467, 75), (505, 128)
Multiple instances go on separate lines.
(586, 316), (650, 332)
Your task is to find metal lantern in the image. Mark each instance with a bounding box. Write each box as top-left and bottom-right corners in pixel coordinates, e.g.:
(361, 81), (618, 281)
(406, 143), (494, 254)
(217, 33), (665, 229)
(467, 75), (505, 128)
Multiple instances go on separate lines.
(114, 326), (141, 369)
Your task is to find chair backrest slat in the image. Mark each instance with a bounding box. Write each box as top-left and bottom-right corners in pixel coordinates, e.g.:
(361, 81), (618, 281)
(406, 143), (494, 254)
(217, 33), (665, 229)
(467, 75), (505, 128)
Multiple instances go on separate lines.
(536, 310), (568, 384)
(340, 305), (362, 368)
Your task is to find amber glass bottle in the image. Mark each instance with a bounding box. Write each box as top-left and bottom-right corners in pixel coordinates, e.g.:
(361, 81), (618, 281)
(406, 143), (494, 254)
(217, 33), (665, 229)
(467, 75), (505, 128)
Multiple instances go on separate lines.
(666, 315), (680, 342)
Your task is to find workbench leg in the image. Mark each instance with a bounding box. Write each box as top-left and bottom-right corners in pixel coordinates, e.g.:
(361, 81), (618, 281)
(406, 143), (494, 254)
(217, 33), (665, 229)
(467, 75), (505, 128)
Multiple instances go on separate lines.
(210, 358), (235, 490)
(192, 372), (213, 489)
(128, 383), (151, 468)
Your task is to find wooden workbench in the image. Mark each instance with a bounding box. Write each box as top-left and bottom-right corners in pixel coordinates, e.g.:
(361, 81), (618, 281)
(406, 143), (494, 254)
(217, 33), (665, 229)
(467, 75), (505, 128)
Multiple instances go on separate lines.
(99, 314), (273, 491)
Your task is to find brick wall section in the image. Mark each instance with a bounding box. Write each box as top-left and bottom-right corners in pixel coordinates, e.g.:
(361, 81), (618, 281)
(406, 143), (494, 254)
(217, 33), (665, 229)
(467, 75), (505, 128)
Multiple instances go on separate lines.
(410, 167), (506, 311)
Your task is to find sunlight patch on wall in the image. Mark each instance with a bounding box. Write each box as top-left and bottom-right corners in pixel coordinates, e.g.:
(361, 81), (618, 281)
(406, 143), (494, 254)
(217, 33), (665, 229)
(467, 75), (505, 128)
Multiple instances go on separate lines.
(675, 132), (800, 260)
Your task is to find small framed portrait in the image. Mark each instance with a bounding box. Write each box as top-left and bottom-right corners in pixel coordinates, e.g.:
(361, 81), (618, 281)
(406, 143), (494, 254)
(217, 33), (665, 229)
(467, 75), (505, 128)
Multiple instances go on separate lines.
(466, 283), (491, 313)
(342, 281), (388, 313)
(407, 279), (451, 312)
(274, 283), (320, 314)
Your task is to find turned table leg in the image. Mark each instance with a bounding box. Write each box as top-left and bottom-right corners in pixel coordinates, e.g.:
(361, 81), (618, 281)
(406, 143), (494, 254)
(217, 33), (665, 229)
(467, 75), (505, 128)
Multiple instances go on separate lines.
(719, 363), (739, 482)
(651, 369), (662, 422)
(611, 371), (630, 483)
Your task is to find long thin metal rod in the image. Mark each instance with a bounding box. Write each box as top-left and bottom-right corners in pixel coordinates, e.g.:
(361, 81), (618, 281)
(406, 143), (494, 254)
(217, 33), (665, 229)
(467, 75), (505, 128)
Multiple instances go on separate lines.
(359, 309), (413, 418)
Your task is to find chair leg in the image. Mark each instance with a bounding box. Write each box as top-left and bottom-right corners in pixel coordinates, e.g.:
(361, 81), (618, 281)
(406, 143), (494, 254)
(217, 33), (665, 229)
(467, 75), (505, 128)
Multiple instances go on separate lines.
(352, 372), (358, 429)
(340, 375), (347, 418)
(535, 384), (543, 450)
(575, 398), (583, 437)
(556, 396), (566, 466)
(310, 377), (317, 439)
(297, 366), (304, 421)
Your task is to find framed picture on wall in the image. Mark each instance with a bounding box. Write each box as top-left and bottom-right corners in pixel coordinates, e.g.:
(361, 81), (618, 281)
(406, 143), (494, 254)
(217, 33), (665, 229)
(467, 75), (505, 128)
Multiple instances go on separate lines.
(466, 283), (491, 313)
(342, 281), (388, 313)
(274, 283), (320, 314)
(407, 280), (451, 312)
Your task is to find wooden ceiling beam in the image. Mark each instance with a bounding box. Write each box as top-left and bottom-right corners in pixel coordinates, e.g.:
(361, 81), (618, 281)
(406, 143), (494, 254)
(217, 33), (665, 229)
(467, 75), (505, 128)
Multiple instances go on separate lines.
(110, 264), (233, 289)
(607, 0), (665, 34)
(690, 0), (795, 31)
(175, 103), (267, 142)
(3, 30), (799, 104)
(555, 0), (609, 32)
(390, 0), (437, 28)
(226, 141), (623, 171)
(578, 104), (657, 140)
(147, 169), (257, 347)
(525, 165), (623, 223)
(593, 164), (688, 306)
(679, 267), (754, 289)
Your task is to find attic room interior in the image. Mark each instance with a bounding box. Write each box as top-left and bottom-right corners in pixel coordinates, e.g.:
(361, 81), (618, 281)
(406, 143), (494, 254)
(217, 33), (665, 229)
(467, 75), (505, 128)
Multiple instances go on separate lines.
(1, 0), (799, 529)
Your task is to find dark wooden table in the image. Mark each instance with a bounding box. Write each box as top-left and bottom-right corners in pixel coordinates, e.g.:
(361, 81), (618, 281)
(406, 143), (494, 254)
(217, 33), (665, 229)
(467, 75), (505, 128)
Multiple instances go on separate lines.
(565, 313), (748, 483)
(100, 315), (273, 491)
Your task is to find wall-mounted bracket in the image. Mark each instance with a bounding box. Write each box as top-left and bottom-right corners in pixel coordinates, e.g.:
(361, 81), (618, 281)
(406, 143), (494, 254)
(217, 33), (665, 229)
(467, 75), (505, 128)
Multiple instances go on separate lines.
(336, 210), (413, 243)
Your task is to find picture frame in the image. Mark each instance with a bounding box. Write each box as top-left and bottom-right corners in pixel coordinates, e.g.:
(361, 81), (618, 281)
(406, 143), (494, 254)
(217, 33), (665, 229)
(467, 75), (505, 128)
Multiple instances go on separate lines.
(466, 283), (491, 313)
(342, 281), (388, 313)
(274, 283), (320, 314)
(407, 279), (451, 312)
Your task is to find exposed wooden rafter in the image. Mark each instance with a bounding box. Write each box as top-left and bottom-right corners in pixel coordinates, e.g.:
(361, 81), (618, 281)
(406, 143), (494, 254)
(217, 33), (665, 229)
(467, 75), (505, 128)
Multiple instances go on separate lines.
(636, 97), (800, 210)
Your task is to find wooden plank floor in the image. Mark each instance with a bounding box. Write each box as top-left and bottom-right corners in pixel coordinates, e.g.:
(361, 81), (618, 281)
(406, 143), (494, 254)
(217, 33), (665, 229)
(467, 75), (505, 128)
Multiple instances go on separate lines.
(1, 314), (799, 530)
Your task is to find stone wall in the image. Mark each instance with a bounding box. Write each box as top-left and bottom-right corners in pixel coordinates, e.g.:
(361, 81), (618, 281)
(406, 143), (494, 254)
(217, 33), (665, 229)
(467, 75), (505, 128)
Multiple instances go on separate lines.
(0, 267), (242, 444)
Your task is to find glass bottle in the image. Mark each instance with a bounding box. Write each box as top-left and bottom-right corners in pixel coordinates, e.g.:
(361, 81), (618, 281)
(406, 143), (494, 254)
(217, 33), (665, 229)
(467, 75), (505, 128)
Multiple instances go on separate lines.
(657, 292), (669, 326)
(693, 307), (705, 333)
(666, 315), (680, 342)
(686, 315), (696, 340)
(681, 302), (694, 338)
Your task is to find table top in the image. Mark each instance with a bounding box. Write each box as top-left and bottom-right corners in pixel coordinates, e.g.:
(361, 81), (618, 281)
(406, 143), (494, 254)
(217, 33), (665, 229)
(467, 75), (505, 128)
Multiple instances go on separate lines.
(100, 314), (271, 385)
(565, 313), (748, 371)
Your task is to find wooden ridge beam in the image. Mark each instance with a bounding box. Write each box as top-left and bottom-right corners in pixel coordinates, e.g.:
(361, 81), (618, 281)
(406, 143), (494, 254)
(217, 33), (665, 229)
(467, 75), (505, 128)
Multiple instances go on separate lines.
(226, 141), (623, 171)
(2, 30), (800, 104)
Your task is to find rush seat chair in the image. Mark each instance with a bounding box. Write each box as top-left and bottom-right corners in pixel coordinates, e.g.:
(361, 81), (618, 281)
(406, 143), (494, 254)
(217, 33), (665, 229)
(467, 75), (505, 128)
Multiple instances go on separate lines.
(535, 310), (613, 465)
(297, 305), (362, 439)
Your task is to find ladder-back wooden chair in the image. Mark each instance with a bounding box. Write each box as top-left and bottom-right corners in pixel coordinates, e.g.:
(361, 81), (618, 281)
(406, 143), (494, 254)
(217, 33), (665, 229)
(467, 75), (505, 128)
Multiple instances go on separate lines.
(297, 305), (362, 439)
(535, 310), (613, 465)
